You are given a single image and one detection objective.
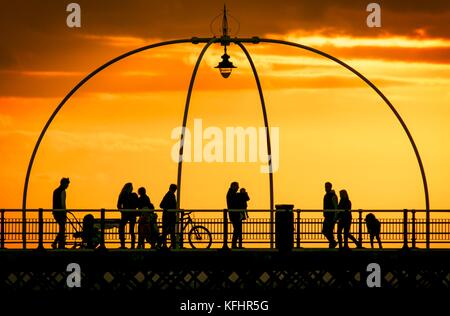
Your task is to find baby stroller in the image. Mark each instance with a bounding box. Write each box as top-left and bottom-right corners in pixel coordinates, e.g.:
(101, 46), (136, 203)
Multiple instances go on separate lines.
(68, 212), (101, 249)
(69, 212), (123, 249)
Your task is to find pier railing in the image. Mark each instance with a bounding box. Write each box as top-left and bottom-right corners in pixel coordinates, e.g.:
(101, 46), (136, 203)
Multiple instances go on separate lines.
(0, 209), (449, 249)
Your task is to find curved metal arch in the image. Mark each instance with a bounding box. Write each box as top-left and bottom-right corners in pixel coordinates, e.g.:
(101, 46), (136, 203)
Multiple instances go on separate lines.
(258, 38), (430, 247)
(175, 41), (276, 215)
(21, 35), (431, 248)
(176, 38), (218, 207)
(21, 38), (197, 248)
(235, 42), (274, 247)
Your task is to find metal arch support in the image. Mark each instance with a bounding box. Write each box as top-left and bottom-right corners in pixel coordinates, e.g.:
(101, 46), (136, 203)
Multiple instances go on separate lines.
(174, 39), (275, 248)
(21, 34), (431, 248)
(21, 38), (197, 249)
(176, 38), (218, 208)
(258, 38), (431, 248)
(235, 42), (275, 248)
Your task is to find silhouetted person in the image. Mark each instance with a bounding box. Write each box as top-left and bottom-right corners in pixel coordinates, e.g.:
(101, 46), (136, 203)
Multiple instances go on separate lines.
(137, 187), (158, 249)
(117, 182), (139, 249)
(227, 182), (244, 249)
(238, 188), (250, 221)
(51, 177), (70, 249)
(322, 182), (338, 248)
(336, 190), (361, 249)
(365, 213), (382, 248)
(73, 214), (99, 249)
(138, 187), (154, 210)
(160, 184), (177, 249)
(233, 187), (250, 248)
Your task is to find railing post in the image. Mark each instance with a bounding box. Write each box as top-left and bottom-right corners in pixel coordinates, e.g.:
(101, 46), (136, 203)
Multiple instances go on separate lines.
(99, 208), (106, 249)
(1, 209), (5, 249)
(411, 209), (416, 249)
(179, 210), (184, 249)
(426, 210), (430, 249)
(402, 209), (409, 250)
(358, 210), (363, 248)
(222, 209), (229, 249)
(270, 209), (274, 249)
(296, 210), (301, 248)
(37, 208), (44, 250)
(22, 208), (26, 249)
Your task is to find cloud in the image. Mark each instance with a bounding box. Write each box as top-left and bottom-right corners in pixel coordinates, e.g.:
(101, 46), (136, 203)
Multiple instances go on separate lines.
(46, 130), (170, 153)
(120, 71), (160, 77)
(0, 114), (13, 127)
(0, 129), (171, 154)
(1, 0), (450, 97)
(79, 34), (148, 47)
(278, 33), (450, 49)
(22, 0), (449, 39)
(1, 70), (84, 77)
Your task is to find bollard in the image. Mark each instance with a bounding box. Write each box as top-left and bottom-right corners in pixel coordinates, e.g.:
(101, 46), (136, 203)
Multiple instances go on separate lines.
(296, 210), (301, 248)
(37, 208), (44, 250)
(358, 210), (363, 248)
(402, 209), (409, 250)
(99, 208), (106, 249)
(1, 209), (5, 249)
(222, 209), (229, 249)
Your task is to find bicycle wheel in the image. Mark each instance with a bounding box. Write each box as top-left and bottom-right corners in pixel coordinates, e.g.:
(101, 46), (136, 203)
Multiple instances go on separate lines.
(188, 225), (212, 249)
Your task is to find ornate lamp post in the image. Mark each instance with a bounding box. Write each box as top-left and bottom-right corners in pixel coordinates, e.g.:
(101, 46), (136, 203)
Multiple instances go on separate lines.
(215, 48), (236, 78)
(215, 6), (236, 78)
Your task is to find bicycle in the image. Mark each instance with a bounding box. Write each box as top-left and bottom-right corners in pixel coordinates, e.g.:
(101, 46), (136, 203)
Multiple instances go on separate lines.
(179, 211), (212, 249)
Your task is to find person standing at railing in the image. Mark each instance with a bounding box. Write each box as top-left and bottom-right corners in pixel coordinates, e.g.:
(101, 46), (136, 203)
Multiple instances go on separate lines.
(322, 182), (338, 248)
(160, 184), (178, 249)
(227, 181), (243, 249)
(51, 177), (70, 249)
(235, 187), (250, 248)
(336, 189), (361, 249)
(137, 187), (158, 249)
(238, 188), (250, 221)
(117, 183), (139, 249)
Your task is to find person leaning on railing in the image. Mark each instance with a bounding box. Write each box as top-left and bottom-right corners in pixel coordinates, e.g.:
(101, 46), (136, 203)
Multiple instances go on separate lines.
(365, 213), (382, 248)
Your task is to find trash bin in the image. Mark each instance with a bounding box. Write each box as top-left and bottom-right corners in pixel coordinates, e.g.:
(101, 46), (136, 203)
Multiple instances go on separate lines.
(275, 204), (294, 251)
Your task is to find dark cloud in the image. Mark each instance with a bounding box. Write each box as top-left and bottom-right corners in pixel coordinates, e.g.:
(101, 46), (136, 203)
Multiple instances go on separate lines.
(318, 46), (450, 64)
(2, 0), (450, 40)
(1, 0), (449, 97)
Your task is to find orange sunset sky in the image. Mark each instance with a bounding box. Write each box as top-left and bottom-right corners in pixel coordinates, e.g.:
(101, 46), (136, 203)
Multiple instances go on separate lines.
(0, 0), (449, 213)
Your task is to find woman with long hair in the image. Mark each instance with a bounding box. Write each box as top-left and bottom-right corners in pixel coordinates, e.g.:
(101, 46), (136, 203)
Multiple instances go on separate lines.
(117, 182), (139, 249)
(337, 189), (361, 249)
